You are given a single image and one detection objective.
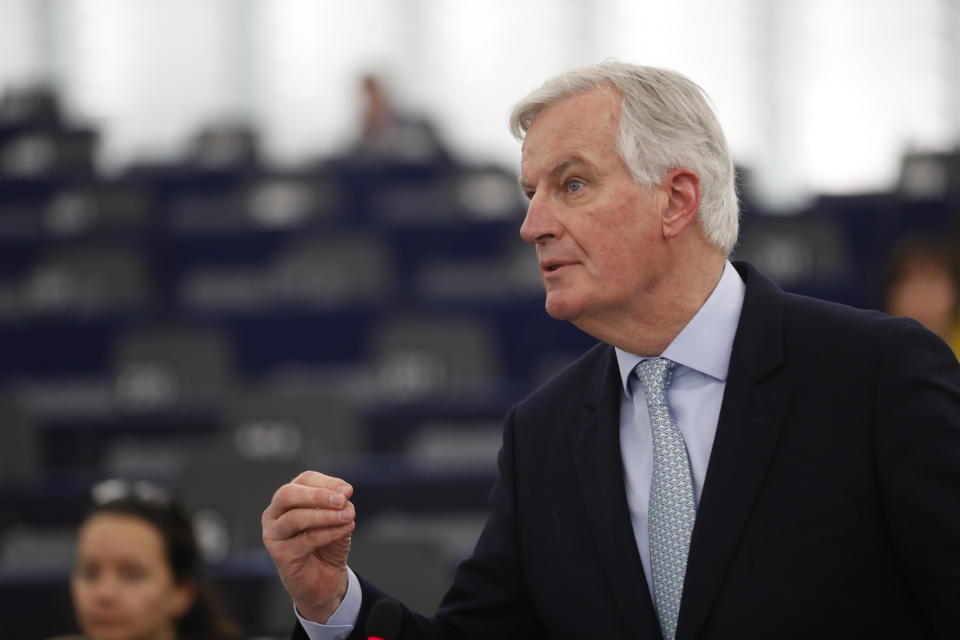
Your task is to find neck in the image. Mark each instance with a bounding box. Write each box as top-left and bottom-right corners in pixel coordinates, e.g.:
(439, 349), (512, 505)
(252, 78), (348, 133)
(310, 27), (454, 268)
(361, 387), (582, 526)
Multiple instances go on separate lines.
(577, 249), (726, 357)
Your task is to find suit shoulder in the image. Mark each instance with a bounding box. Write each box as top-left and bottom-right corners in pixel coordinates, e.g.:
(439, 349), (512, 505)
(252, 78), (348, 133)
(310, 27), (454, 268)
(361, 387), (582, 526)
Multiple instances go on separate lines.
(780, 290), (952, 358)
(739, 260), (929, 348)
(782, 291), (889, 331)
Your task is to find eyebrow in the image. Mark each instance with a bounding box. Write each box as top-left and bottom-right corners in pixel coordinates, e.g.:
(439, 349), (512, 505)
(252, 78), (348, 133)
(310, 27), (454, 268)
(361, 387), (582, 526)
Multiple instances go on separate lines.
(518, 157), (588, 194)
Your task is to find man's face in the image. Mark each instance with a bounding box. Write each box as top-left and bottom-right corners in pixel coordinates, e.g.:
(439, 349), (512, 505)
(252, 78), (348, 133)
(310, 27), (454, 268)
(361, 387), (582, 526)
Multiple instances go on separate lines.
(519, 87), (667, 328)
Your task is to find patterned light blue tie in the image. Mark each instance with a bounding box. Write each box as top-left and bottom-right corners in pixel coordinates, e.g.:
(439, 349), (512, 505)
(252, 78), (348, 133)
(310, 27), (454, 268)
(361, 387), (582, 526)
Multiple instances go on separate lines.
(636, 358), (696, 640)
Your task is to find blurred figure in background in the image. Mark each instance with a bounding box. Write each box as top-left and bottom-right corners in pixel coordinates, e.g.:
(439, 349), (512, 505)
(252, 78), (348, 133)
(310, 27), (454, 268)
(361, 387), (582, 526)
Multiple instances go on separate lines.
(353, 73), (449, 163)
(52, 483), (242, 640)
(882, 235), (960, 360)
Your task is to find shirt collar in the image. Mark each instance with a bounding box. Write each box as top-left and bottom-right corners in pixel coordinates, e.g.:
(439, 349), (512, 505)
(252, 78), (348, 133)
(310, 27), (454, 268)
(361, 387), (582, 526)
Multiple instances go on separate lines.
(616, 260), (746, 397)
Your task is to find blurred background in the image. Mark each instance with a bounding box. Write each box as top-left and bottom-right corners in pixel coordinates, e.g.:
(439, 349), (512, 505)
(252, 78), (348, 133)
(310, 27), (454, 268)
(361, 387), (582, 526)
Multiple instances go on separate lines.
(0, 0), (958, 637)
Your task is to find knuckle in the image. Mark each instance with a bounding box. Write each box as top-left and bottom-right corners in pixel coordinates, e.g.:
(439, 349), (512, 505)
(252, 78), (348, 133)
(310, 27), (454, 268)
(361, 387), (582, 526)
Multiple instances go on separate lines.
(293, 470), (314, 483)
(285, 509), (308, 533)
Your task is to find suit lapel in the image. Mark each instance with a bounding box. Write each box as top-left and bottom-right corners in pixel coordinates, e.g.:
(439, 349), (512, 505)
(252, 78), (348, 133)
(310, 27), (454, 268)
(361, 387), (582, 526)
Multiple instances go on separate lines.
(569, 346), (662, 638)
(677, 263), (795, 640)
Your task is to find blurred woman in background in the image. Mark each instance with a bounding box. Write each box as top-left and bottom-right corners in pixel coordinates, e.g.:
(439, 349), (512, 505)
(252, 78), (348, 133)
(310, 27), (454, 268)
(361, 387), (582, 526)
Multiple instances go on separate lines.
(882, 235), (960, 361)
(54, 482), (241, 640)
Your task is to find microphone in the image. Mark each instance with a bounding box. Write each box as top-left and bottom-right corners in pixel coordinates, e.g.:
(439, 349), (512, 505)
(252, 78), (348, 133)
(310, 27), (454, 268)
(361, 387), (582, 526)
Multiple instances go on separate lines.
(365, 598), (403, 640)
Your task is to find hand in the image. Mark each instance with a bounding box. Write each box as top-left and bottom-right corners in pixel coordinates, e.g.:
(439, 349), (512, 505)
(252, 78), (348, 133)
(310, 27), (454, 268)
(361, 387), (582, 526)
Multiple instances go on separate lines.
(262, 470), (356, 622)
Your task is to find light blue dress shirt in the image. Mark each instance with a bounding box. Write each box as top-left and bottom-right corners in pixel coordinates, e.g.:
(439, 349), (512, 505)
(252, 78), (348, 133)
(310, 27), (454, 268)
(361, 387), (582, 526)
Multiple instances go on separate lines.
(297, 567), (362, 640)
(616, 260), (745, 596)
(298, 261), (745, 638)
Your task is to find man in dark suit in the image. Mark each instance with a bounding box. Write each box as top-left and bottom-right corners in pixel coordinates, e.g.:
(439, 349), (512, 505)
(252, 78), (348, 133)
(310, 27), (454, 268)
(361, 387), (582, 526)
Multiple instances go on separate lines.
(261, 62), (960, 639)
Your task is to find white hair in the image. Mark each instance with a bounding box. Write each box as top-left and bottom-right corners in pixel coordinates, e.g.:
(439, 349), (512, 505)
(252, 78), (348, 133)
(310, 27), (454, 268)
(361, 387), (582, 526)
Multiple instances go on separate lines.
(509, 61), (739, 255)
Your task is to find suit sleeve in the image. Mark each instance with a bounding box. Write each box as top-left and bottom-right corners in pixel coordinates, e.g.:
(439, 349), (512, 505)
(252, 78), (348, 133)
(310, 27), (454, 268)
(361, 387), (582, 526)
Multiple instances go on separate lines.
(423, 404), (549, 639)
(875, 320), (960, 637)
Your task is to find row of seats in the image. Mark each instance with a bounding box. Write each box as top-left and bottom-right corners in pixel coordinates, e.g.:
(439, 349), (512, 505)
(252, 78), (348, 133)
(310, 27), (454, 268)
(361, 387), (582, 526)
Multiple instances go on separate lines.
(0, 94), (551, 635)
(736, 191), (959, 309)
(3, 177), (956, 323)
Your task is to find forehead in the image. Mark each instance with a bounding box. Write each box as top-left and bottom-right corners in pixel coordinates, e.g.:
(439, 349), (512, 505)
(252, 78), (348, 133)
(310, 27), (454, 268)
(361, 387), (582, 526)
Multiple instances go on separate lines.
(78, 513), (166, 558)
(519, 87), (623, 185)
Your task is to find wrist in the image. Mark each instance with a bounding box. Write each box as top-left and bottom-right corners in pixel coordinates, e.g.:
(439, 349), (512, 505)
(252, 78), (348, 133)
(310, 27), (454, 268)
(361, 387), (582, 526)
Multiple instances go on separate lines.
(297, 572), (349, 624)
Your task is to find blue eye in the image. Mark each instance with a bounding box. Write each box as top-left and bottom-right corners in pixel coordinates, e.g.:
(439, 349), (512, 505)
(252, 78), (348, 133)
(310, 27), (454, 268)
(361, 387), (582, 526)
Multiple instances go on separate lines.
(567, 179), (583, 193)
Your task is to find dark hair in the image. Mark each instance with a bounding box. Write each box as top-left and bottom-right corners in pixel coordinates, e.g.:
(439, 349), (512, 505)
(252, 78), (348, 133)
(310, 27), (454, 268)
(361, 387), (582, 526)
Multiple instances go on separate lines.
(82, 489), (242, 640)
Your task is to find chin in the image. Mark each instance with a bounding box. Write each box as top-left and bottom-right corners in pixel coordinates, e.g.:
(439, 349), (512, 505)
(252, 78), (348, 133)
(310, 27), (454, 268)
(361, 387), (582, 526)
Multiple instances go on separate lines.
(543, 292), (586, 323)
(83, 626), (127, 640)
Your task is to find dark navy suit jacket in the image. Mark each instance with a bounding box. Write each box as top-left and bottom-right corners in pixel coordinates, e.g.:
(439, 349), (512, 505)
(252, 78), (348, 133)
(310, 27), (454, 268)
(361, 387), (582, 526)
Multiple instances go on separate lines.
(295, 262), (960, 639)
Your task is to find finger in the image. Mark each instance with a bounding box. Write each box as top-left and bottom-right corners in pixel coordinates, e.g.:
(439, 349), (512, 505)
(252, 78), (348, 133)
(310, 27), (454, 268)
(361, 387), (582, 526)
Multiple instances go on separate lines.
(264, 482), (352, 521)
(292, 471), (354, 498)
(269, 521), (355, 562)
(264, 499), (354, 539)
(266, 502), (356, 541)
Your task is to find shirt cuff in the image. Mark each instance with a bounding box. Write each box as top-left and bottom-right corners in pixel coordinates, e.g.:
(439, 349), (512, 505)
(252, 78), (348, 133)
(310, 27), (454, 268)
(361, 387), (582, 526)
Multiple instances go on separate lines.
(294, 567), (362, 640)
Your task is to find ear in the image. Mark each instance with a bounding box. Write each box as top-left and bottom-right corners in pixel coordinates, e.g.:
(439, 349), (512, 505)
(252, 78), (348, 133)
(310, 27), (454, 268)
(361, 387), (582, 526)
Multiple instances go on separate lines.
(169, 580), (198, 619)
(660, 168), (701, 240)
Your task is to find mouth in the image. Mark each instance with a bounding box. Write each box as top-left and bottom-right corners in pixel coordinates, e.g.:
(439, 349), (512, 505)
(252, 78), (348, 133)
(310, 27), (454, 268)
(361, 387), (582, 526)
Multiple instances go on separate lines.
(542, 261), (573, 274)
(86, 612), (125, 625)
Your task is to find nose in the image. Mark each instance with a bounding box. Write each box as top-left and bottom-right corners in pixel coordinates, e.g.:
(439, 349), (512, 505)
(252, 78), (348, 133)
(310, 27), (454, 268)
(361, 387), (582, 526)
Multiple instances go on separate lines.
(519, 193), (561, 245)
(90, 575), (120, 602)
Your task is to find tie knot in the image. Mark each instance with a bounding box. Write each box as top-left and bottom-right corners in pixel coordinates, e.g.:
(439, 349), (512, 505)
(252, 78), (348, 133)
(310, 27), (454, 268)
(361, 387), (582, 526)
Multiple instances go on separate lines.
(635, 358), (678, 400)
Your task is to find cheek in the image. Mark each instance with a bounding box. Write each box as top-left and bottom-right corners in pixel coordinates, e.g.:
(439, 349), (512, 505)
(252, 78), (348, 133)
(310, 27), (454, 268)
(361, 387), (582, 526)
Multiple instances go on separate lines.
(590, 227), (652, 283)
(139, 584), (174, 612)
(592, 193), (658, 252)
(71, 580), (101, 612)
(122, 590), (176, 636)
